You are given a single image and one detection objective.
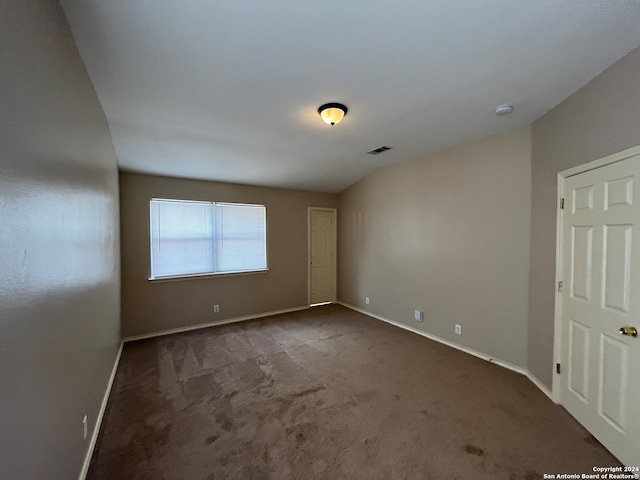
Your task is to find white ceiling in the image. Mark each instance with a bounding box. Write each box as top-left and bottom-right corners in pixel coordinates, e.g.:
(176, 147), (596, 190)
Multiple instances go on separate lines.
(60, 0), (640, 193)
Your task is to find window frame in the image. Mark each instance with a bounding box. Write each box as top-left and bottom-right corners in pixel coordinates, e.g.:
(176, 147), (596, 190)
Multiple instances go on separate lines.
(148, 198), (269, 281)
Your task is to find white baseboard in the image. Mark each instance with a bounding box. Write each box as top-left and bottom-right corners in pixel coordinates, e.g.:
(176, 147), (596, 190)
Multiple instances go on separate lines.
(123, 305), (310, 343)
(78, 341), (123, 480)
(339, 302), (554, 400)
(527, 372), (554, 401)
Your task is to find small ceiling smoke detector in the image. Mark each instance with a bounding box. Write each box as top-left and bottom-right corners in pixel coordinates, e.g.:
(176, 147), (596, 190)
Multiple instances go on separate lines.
(367, 146), (392, 155)
(494, 104), (514, 116)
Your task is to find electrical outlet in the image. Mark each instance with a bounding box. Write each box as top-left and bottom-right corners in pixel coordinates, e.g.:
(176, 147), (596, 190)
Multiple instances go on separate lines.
(365, 297), (370, 305)
(82, 415), (88, 439)
(455, 324), (462, 335)
(214, 304), (220, 313)
(414, 310), (423, 322)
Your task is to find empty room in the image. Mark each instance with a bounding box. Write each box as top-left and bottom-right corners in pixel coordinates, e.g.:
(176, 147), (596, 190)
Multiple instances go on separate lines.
(2, 0), (640, 479)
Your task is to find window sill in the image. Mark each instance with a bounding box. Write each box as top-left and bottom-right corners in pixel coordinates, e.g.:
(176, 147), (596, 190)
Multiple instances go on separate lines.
(148, 269), (269, 283)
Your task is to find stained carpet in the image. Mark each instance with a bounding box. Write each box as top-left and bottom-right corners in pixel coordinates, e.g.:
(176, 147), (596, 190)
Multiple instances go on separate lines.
(88, 304), (619, 479)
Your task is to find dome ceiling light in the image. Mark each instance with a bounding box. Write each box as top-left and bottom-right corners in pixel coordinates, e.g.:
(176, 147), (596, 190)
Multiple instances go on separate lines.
(318, 103), (348, 126)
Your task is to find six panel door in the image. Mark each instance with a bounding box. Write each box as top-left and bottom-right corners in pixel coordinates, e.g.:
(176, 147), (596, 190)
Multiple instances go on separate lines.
(309, 209), (335, 305)
(560, 153), (640, 466)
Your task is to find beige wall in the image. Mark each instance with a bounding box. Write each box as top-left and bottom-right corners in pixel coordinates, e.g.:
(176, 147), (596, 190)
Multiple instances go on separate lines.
(528, 47), (640, 388)
(338, 127), (531, 368)
(120, 173), (337, 337)
(0, 1), (121, 479)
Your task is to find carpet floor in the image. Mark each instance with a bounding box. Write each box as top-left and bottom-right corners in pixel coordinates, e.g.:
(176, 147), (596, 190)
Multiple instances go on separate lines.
(88, 304), (620, 479)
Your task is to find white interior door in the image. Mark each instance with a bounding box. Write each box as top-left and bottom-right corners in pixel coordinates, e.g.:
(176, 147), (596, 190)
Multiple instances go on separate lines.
(309, 208), (336, 305)
(560, 153), (640, 466)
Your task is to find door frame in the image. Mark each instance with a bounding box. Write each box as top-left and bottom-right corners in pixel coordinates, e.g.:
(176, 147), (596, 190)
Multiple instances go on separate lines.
(553, 144), (640, 403)
(307, 207), (337, 306)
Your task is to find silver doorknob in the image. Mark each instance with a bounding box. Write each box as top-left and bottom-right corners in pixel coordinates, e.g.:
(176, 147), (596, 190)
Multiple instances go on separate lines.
(619, 326), (638, 337)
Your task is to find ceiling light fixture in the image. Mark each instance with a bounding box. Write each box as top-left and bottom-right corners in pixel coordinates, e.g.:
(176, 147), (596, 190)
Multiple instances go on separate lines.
(318, 103), (348, 126)
(494, 104), (514, 116)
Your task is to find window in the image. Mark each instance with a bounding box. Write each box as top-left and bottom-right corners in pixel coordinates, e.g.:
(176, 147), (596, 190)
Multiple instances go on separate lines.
(149, 198), (267, 279)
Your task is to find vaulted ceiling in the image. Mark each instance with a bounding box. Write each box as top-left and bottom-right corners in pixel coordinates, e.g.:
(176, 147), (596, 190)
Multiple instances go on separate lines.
(60, 0), (640, 192)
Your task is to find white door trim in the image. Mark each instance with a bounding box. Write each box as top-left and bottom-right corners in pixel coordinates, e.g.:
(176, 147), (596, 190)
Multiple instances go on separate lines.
(552, 144), (640, 403)
(307, 207), (337, 306)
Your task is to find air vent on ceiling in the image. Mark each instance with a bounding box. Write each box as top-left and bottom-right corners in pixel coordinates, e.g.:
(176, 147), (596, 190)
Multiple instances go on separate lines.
(367, 145), (392, 155)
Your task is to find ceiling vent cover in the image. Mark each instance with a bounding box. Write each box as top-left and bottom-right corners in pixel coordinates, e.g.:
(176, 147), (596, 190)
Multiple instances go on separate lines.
(367, 145), (392, 155)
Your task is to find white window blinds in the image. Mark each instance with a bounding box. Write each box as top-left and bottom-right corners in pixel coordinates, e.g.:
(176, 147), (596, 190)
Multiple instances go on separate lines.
(215, 203), (267, 273)
(150, 199), (267, 279)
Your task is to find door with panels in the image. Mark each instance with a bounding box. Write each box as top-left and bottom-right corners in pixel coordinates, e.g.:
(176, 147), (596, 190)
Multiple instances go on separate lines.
(309, 208), (336, 305)
(560, 152), (640, 466)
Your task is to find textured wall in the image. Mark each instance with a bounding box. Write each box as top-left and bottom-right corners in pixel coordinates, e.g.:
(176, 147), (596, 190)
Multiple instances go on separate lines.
(119, 173), (337, 337)
(0, 1), (121, 479)
(528, 47), (640, 388)
(338, 127), (531, 368)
